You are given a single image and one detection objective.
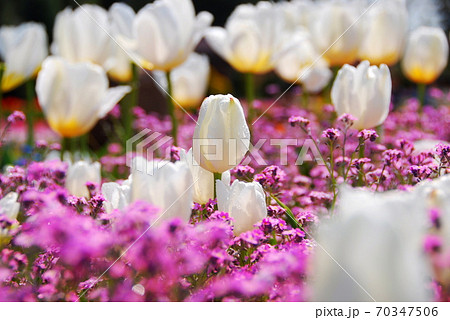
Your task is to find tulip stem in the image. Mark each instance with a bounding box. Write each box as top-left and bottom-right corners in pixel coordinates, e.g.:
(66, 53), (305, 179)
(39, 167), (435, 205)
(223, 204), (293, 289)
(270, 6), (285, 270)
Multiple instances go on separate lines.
(61, 138), (69, 161)
(0, 63), (4, 113)
(213, 172), (222, 201)
(25, 79), (35, 146)
(245, 73), (256, 124)
(124, 63), (139, 142)
(166, 71), (178, 146)
(417, 83), (427, 107)
(301, 86), (309, 108)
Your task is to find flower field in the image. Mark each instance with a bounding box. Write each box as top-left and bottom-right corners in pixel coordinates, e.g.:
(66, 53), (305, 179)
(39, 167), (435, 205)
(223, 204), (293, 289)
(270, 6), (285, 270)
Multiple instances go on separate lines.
(0, 0), (449, 302)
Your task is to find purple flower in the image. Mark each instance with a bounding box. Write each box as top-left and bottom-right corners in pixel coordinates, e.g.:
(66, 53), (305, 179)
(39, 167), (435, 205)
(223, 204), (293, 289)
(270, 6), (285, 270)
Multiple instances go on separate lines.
(322, 128), (340, 141)
(7, 111), (25, 124)
(358, 129), (379, 142)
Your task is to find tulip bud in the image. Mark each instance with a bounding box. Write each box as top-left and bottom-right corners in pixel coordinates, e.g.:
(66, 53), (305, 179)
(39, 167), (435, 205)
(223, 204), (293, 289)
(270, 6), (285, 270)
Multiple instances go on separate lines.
(36, 56), (130, 137)
(358, 0), (408, 66)
(312, 185), (432, 301)
(331, 60), (392, 130)
(0, 192), (20, 220)
(309, 1), (362, 66)
(180, 148), (214, 204)
(131, 157), (193, 223)
(52, 5), (114, 69)
(0, 192), (20, 245)
(206, 1), (285, 74)
(402, 27), (449, 84)
(154, 53), (210, 108)
(276, 29), (332, 93)
(216, 179), (267, 235)
(101, 178), (131, 213)
(193, 94), (250, 174)
(134, 0), (212, 71)
(0, 22), (48, 92)
(65, 161), (101, 198)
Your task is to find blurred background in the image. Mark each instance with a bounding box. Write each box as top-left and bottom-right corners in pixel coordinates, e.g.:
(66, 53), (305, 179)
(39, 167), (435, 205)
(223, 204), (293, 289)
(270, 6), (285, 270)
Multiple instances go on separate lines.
(1, 0), (449, 112)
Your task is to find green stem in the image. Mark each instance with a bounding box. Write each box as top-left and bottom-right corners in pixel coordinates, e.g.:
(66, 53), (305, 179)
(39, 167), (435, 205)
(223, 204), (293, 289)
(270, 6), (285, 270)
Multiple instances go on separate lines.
(25, 79), (35, 146)
(213, 172), (222, 200)
(271, 194), (304, 231)
(376, 124), (384, 143)
(357, 136), (365, 186)
(80, 134), (89, 156)
(166, 71), (178, 146)
(123, 63), (139, 143)
(0, 63), (4, 113)
(245, 73), (255, 124)
(417, 83), (426, 107)
(61, 137), (69, 161)
(301, 86), (309, 108)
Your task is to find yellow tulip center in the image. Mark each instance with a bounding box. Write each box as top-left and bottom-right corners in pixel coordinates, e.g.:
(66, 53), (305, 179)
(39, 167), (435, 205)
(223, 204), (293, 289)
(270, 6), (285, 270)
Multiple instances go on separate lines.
(48, 118), (88, 138)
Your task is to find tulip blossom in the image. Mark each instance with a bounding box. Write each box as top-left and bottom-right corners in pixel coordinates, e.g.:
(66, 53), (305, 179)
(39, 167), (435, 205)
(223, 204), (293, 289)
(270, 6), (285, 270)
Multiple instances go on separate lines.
(108, 3), (136, 82)
(0, 22), (48, 92)
(276, 29), (332, 93)
(331, 60), (392, 130)
(131, 157), (193, 223)
(216, 179), (267, 235)
(154, 53), (210, 108)
(0, 192), (20, 244)
(180, 148), (214, 204)
(402, 27), (449, 84)
(52, 5), (114, 69)
(309, 1), (362, 66)
(278, 0), (313, 32)
(134, 0), (212, 71)
(205, 1), (285, 74)
(312, 185), (432, 302)
(36, 56), (130, 138)
(102, 177), (132, 213)
(193, 94), (250, 174)
(0, 192), (20, 221)
(358, 0), (408, 66)
(65, 161), (101, 198)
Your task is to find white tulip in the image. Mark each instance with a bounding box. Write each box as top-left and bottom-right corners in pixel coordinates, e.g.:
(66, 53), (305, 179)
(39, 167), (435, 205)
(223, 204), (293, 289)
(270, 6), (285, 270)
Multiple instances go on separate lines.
(0, 192), (20, 244)
(65, 161), (101, 198)
(130, 157), (193, 223)
(52, 5), (114, 69)
(309, 1), (362, 66)
(108, 3), (136, 82)
(312, 185), (432, 302)
(193, 94), (250, 174)
(36, 56), (130, 137)
(154, 53), (210, 108)
(276, 29), (332, 93)
(205, 1), (285, 74)
(102, 177), (132, 213)
(216, 179), (267, 235)
(331, 60), (392, 130)
(415, 175), (450, 247)
(0, 22), (48, 92)
(402, 26), (449, 84)
(277, 0), (314, 32)
(358, 0), (408, 66)
(134, 0), (212, 71)
(0, 192), (20, 221)
(180, 148), (214, 204)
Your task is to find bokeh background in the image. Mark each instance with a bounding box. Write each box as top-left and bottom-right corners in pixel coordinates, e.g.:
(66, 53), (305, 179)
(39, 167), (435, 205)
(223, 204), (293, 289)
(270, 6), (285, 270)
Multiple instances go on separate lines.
(1, 0), (449, 116)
